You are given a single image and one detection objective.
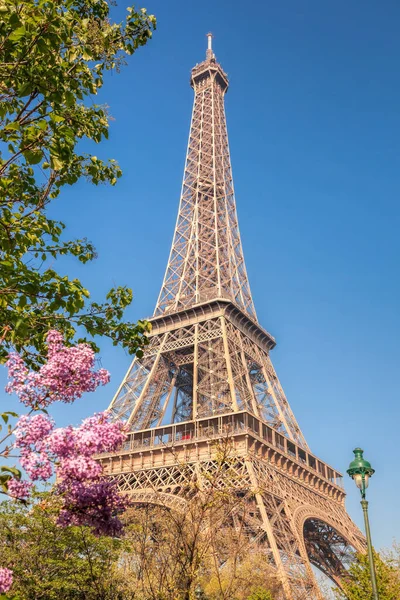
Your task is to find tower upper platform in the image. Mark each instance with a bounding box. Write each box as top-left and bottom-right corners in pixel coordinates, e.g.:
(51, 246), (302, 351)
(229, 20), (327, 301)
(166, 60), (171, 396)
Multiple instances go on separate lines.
(191, 34), (229, 92)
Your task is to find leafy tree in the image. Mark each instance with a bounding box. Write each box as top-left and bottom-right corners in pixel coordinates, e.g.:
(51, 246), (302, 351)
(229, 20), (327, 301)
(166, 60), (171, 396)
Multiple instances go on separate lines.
(0, 0), (155, 367)
(202, 553), (278, 600)
(0, 491), (133, 600)
(0, 482), (279, 600)
(334, 550), (400, 600)
(246, 589), (274, 600)
(119, 440), (280, 600)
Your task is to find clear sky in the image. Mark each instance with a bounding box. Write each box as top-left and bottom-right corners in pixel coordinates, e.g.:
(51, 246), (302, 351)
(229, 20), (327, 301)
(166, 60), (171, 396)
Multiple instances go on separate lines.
(3, 0), (400, 552)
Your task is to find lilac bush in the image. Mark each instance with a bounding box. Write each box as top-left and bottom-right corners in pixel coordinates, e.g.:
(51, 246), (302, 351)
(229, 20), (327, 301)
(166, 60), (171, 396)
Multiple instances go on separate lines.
(1, 330), (130, 592)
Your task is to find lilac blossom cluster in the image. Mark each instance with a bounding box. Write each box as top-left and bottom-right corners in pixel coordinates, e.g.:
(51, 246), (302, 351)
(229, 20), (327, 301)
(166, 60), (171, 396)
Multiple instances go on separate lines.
(57, 479), (128, 535)
(1, 330), (129, 590)
(0, 568), (13, 593)
(6, 330), (110, 408)
(12, 411), (129, 533)
(6, 478), (33, 500)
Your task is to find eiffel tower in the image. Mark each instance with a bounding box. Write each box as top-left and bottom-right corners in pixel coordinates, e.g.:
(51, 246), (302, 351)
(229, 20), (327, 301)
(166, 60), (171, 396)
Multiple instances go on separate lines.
(102, 35), (364, 599)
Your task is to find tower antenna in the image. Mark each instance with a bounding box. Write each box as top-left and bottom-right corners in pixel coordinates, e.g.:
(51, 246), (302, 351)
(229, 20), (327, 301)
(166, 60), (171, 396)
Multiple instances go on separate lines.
(206, 32), (213, 60)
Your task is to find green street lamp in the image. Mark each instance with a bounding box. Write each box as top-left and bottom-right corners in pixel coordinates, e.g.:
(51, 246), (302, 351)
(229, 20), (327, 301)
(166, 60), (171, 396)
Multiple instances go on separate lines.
(347, 448), (379, 600)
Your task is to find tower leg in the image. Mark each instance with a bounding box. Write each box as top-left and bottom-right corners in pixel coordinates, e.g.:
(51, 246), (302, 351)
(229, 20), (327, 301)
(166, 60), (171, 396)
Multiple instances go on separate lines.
(246, 460), (323, 600)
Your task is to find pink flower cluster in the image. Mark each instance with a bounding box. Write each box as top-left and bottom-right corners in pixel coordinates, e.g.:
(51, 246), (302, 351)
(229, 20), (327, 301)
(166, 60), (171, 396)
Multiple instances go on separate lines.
(14, 413), (55, 480)
(13, 411), (128, 534)
(7, 478), (33, 500)
(0, 568), (12, 593)
(14, 412), (126, 482)
(6, 330), (110, 408)
(3, 330), (129, 535)
(57, 479), (128, 535)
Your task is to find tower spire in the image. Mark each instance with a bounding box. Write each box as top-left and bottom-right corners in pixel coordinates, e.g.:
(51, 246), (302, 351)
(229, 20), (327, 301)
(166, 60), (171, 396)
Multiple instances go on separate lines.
(206, 32), (213, 60)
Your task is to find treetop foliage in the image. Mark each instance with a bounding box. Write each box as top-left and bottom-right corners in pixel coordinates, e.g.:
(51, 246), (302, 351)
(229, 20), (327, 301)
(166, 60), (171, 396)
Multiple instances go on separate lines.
(334, 550), (400, 600)
(0, 0), (155, 366)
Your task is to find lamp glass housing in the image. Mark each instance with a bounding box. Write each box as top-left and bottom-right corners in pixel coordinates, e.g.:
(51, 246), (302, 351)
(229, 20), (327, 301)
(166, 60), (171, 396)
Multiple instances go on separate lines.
(354, 473), (369, 489)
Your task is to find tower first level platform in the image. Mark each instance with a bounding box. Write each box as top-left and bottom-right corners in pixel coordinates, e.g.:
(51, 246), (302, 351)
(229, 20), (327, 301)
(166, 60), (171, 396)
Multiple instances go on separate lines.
(100, 407), (364, 599)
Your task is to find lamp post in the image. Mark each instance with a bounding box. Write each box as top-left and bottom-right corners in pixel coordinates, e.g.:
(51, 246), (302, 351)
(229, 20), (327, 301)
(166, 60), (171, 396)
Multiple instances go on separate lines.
(347, 448), (379, 600)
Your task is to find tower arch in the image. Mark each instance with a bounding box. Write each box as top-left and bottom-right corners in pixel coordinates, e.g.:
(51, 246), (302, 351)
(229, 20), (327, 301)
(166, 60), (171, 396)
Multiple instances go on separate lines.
(123, 489), (188, 514)
(293, 505), (365, 587)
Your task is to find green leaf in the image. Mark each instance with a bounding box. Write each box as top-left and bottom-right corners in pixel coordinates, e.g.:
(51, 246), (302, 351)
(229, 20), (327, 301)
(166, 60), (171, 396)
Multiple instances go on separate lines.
(51, 156), (63, 170)
(18, 82), (32, 97)
(18, 295), (27, 308)
(50, 114), (64, 123)
(8, 26), (26, 41)
(0, 466), (21, 478)
(1, 412), (18, 419)
(23, 150), (42, 165)
(4, 122), (20, 131)
(65, 91), (74, 107)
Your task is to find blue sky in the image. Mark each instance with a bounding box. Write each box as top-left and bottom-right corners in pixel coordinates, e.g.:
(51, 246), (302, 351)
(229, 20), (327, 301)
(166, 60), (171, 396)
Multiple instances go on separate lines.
(3, 0), (400, 551)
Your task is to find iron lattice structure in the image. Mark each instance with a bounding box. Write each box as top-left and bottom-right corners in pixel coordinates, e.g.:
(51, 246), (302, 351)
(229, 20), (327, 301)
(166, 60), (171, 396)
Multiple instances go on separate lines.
(104, 36), (364, 599)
